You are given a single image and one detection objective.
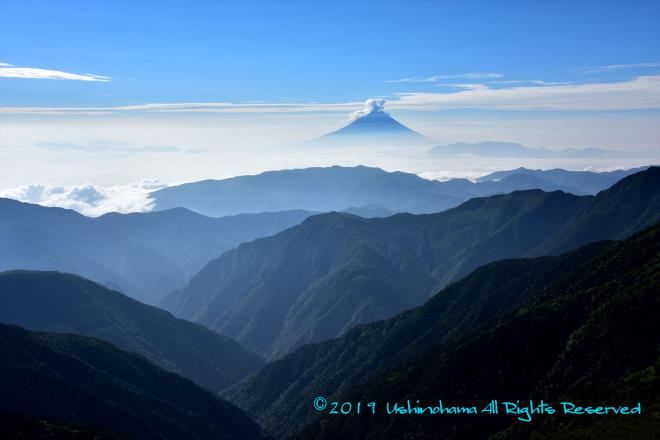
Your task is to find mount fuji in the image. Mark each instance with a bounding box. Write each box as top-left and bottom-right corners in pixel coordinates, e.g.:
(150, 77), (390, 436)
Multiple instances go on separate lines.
(305, 99), (433, 147)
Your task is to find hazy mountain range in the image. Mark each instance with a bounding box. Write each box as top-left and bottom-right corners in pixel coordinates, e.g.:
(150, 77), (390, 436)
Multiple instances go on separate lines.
(3, 165), (644, 305)
(476, 166), (647, 189)
(225, 223), (659, 439)
(0, 270), (264, 392)
(0, 199), (311, 303)
(0, 166), (657, 439)
(429, 141), (624, 158)
(161, 167), (660, 359)
(148, 165), (646, 217)
(296, 107), (635, 160)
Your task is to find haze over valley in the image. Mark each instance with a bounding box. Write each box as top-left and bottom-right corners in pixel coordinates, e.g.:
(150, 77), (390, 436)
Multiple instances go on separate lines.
(1, 1), (659, 439)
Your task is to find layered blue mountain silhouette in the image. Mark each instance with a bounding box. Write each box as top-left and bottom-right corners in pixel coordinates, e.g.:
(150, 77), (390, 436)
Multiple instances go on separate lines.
(161, 167), (660, 360)
(1, 167), (658, 440)
(0, 270), (264, 392)
(2, 165), (648, 304)
(429, 141), (621, 158)
(148, 165), (645, 217)
(0, 199), (313, 303)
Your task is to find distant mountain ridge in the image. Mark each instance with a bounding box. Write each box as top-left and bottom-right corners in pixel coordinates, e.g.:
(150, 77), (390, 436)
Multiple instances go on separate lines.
(429, 141), (622, 158)
(0, 270), (265, 392)
(0, 199), (313, 302)
(150, 165), (461, 216)
(161, 167), (660, 360)
(148, 165), (645, 217)
(5, 165), (642, 303)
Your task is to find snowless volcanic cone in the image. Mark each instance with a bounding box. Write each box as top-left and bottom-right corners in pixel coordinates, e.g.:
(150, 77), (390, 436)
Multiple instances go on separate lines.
(308, 99), (433, 147)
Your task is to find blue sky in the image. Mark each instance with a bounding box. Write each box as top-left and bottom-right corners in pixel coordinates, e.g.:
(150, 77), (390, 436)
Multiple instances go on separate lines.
(1, 0), (660, 106)
(0, 0), (659, 207)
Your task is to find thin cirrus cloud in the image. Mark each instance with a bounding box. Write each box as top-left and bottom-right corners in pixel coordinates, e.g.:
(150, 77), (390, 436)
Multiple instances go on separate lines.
(36, 141), (208, 156)
(0, 101), (364, 116)
(389, 75), (660, 111)
(386, 72), (505, 83)
(1, 75), (659, 114)
(0, 62), (110, 81)
(486, 79), (573, 86)
(576, 62), (660, 74)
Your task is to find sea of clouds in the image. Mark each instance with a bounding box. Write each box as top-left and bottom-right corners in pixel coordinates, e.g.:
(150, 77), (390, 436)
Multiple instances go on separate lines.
(0, 180), (166, 217)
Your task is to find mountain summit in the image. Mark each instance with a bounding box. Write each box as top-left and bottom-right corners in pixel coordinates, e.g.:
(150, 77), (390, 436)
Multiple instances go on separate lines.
(308, 99), (432, 147)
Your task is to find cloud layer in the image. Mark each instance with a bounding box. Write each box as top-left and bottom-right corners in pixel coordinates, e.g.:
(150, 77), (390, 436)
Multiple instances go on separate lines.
(0, 181), (165, 216)
(2, 75), (659, 114)
(36, 140), (208, 156)
(349, 98), (386, 120)
(0, 62), (110, 81)
(386, 72), (505, 83)
(389, 75), (660, 111)
(576, 62), (660, 74)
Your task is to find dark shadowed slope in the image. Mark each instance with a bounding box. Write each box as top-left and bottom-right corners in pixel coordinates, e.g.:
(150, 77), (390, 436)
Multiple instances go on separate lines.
(227, 224), (659, 439)
(0, 270), (264, 392)
(0, 323), (270, 440)
(0, 412), (123, 440)
(148, 165), (641, 217)
(0, 198), (312, 302)
(163, 168), (660, 360)
(297, 223), (660, 440)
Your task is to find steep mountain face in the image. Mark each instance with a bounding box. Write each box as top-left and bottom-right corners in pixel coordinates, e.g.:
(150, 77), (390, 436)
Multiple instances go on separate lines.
(0, 324), (269, 440)
(148, 165), (641, 217)
(163, 168), (660, 360)
(429, 141), (616, 158)
(0, 271), (264, 393)
(296, 224), (660, 440)
(224, 241), (611, 438)
(226, 224), (659, 439)
(0, 199), (312, 302)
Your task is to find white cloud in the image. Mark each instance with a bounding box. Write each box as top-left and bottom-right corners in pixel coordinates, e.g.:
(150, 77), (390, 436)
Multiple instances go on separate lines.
(488, 79), (573, 86)
(1, 75), (659, 115)
(0, 180), (166, 216)
(36, 140), (208, 156)
(0, 63), (110, 81)
(0, 101), (363, 115)
(386, 73), (504, 83)
(577, 62), (660, 74)
(388, 75), (660, 111)
(349, 98), (386, 120)
(436, 83), (490, 91)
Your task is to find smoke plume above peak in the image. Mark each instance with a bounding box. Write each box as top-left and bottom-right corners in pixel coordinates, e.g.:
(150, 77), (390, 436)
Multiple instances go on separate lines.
(349, 98), (387, 121)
